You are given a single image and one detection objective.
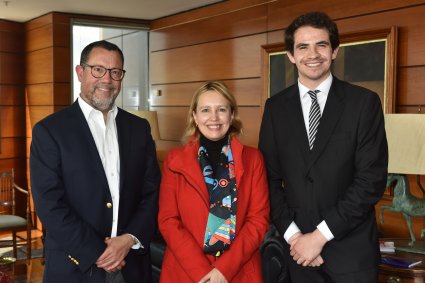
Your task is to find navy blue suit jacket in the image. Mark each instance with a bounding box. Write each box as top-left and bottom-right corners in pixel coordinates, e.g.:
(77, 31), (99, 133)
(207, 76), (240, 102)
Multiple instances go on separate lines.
(259, 77), (388, 274)
(30, 101), (161, 282)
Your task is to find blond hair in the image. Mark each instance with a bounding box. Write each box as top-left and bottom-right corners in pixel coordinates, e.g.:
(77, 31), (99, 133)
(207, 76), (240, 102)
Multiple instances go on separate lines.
(183, 81), (243, 143)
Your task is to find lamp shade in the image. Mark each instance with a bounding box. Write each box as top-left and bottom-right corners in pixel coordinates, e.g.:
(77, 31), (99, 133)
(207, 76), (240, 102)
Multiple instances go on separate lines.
(128, 110), (160, 141)
(385, 114), (425, 175)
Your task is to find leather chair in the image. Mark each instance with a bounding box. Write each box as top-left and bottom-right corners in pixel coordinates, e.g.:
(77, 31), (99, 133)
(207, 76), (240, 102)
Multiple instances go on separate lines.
(260, 225), (290, 283)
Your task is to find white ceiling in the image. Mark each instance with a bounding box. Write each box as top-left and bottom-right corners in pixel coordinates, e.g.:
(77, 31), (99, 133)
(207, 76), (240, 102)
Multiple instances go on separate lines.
(0, 0), (223, 23)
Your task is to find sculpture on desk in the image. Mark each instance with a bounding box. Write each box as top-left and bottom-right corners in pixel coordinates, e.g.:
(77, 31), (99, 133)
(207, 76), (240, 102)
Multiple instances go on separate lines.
(380, 174), (425, 246)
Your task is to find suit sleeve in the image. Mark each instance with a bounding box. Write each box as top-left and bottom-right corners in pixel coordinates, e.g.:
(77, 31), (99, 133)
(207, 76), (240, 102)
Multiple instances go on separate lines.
(158, 152), (212, 282)
(123, 121), (161, 252)
(30, 122), (105, 272)
(213, 150), (270, 282)
(323, 93), (388, 239)
(259, 99), (294, 237)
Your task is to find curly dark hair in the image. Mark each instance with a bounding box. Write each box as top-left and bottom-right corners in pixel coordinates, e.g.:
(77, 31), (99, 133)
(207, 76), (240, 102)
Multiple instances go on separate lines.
(285, 12), (340, 55)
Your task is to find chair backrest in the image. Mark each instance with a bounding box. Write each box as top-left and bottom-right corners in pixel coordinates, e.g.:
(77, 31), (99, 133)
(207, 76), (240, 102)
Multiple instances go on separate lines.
(0, 169), (16, 213)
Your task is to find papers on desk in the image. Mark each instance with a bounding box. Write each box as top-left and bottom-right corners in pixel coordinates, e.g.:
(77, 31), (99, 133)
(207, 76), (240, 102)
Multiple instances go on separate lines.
(381, 254), (422, 268)
(380, 240), (395, 253)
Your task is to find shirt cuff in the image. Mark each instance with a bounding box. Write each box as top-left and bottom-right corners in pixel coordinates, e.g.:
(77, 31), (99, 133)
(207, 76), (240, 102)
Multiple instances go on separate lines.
(127, 233), (144, 249)
(317, 220), (334, 241)
(283, 222), (301, 243)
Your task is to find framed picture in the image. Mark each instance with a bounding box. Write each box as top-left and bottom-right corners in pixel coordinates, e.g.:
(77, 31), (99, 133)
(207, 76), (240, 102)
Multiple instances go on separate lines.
(261, 26), (398, 113)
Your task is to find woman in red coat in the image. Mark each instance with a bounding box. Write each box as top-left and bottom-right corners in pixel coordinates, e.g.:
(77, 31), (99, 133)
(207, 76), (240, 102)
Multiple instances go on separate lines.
(158, 81), (270, 283)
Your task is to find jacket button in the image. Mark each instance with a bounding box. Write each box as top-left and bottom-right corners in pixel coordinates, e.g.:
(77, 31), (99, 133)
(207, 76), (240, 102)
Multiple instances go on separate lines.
(106, 202), (112, 208)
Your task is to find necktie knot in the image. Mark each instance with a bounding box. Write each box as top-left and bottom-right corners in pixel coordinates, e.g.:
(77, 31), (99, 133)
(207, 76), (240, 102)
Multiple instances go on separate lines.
(308, 89), (320, 101)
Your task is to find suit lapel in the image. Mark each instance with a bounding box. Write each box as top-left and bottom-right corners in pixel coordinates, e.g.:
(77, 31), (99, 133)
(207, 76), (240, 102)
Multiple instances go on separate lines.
(285, 87), (310, 164)
(115, 109), (127, 193)
(72, 102), (110, 190)
(307, 79), (345, 172)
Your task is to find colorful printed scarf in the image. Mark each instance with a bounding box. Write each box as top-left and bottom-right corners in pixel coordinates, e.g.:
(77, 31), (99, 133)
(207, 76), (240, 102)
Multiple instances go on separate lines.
(199, 139), (237, 257)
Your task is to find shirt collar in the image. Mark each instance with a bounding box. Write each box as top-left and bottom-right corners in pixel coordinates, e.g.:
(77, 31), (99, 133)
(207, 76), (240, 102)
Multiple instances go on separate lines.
(78, 96), (118, 122)
(298, 73), (333, 99)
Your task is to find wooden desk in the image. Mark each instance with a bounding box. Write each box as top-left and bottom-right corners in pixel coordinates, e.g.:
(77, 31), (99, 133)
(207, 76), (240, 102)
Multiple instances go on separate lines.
(380, 239), (425, 283)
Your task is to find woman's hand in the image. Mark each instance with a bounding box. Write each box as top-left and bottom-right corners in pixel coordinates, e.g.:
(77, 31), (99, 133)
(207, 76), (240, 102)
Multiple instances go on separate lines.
(198, 268), (228, 283)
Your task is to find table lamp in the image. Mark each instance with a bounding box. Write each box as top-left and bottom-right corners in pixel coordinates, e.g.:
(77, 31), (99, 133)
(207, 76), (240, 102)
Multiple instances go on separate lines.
(382, 114), (425, 250)
(128, 110), (161, 141)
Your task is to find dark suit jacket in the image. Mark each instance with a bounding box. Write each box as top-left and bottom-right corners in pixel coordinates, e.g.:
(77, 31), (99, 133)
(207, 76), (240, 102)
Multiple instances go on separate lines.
(30, 101), (161, 282)
(259, 77), (388, 274)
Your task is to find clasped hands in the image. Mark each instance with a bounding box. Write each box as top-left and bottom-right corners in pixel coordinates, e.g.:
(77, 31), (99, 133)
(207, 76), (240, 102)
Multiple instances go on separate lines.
(96, 234), (134, 273)
(289, 229), (327, 267)
(198, 268), (228, 283)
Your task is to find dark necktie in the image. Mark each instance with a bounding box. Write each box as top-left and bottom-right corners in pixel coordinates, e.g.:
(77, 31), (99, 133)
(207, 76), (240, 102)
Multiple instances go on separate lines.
(308, 90), (321, 150)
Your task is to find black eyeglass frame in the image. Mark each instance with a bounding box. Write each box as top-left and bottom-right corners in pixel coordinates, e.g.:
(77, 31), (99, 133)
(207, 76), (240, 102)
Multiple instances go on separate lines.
(81, 63), (126, 81)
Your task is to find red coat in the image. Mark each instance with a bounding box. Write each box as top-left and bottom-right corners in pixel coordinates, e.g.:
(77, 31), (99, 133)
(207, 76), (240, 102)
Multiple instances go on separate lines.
(159, 137), (270, 283)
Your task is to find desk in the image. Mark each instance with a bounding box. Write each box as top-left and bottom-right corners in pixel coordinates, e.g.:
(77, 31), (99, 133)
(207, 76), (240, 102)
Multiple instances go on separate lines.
(380, 239), (425, 283)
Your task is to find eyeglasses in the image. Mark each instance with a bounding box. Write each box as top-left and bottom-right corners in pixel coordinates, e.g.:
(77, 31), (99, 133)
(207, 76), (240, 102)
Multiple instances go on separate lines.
(81, 63), (126, 81)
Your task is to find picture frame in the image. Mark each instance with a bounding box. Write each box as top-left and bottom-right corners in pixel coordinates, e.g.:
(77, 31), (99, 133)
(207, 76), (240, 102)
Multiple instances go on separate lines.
(261, 26), (398, 114)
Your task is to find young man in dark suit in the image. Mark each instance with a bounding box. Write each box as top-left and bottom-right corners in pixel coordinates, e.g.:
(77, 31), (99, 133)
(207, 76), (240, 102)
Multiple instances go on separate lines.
(259, 12), (388, 282)
(30, 40), (161, 283)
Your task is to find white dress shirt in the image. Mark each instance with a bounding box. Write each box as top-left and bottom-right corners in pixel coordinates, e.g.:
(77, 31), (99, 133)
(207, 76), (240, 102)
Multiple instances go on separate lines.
(283, 74), (335, 243)
(78, 97), (141, 248)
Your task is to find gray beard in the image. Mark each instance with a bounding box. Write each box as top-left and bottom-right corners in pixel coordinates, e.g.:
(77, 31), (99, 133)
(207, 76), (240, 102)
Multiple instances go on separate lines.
(91, 94), (116, 112)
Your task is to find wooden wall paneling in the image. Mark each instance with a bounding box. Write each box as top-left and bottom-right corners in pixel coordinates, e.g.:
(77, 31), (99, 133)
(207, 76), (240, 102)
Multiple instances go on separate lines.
(150, 34), (267, 84)
(52, 22), (70, 47)
(27, 105), (66, 128)
(53, 47), (71, 82)
(397, 67), (425, 106)
(336, 5), (425, 67)
(266, 30), (283, 45)
(0, 86), (25, 105)
(0, 21), (24, 33)
(397, 106), (425, 114)
(267, 0), (425, 31)
(150, 5), (268, 51)
(0, 106), (26, 138)
(0, 159), (27, 179)
(0, 138), (26, 159)
(237, 107), (262, 147)
(25, 14), (69, 52)
(25, 25), (54, 52)
(151, 79), (262, 107)
(0, 52), (24, 84)
(26, 83), (71, 106)
(151, 106), (188, 141)
(25, 12), (69, 32)
(26, 48), (54, 84)
(151, 0), (273, 30)
(0, 29), (24, 52)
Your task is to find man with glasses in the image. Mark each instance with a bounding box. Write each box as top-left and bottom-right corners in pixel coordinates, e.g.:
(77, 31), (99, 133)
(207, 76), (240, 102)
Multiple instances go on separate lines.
(30, 40), (161, 283)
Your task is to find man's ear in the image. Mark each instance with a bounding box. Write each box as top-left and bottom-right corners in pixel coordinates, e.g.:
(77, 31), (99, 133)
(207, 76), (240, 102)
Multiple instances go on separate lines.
(331, 47), (339, 60)
(287, 51), (296, 64)
(75, 65), (84, 82)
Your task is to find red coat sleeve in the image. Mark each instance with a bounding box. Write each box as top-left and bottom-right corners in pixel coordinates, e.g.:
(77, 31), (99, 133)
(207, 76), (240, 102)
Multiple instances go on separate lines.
(158, 152), (212, 282)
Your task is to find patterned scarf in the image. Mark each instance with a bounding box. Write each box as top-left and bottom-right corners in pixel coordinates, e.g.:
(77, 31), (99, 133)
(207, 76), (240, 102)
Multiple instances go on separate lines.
(199, 139), (237, 257)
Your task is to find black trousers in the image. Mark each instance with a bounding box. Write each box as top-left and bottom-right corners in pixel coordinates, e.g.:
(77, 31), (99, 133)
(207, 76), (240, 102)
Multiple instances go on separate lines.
(105, 271), (126, 283)
(286, 254), (378, 283)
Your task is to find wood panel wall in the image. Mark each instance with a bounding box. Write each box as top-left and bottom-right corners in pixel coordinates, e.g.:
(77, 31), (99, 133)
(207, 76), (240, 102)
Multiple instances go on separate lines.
(150, 0), (425, 238)
(0, 20), (26, 188)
